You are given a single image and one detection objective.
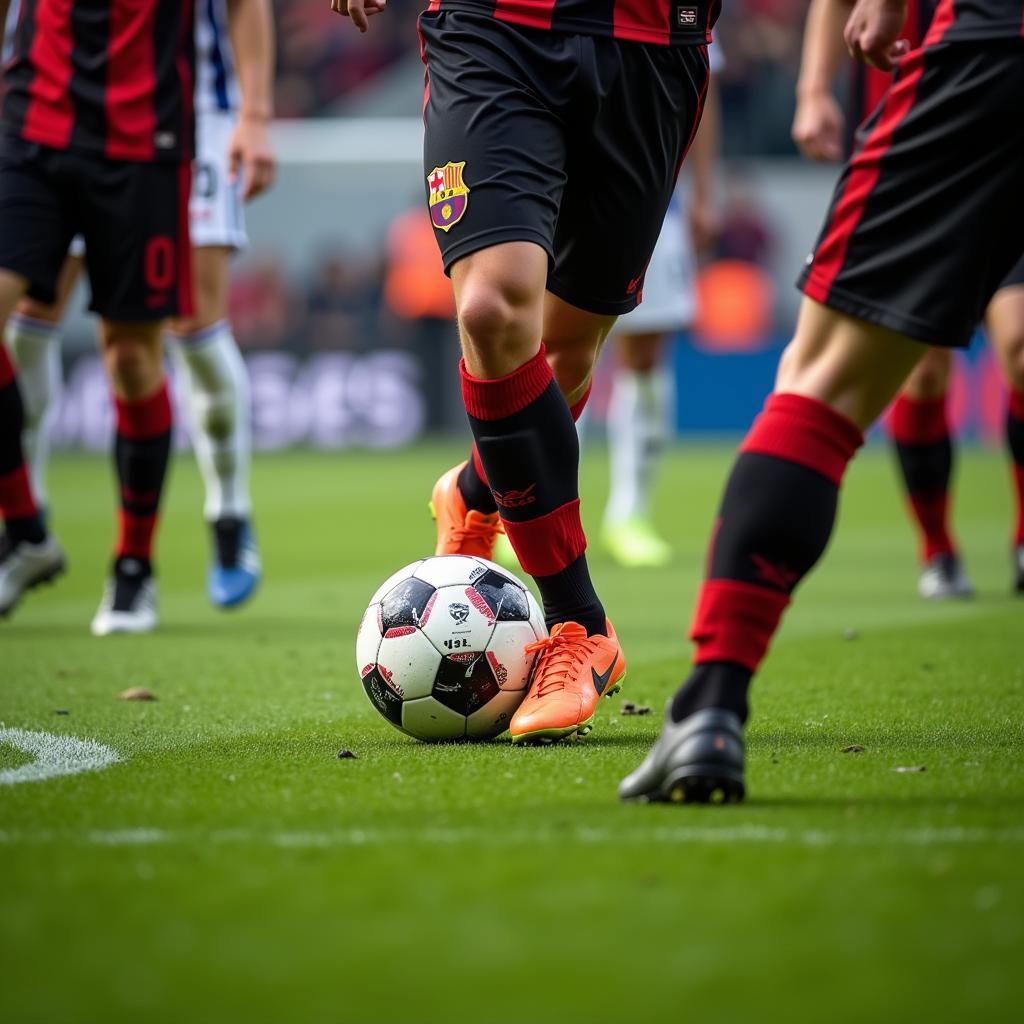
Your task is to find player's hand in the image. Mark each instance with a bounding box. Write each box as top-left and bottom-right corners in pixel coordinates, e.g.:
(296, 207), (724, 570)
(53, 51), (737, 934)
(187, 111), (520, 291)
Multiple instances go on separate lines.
(688, 199), (720, 256)
(844, 0), (910, 71)
(329, 0), (387, 32)
(792, 91), (845, 162)
(229, 114), (276, 202)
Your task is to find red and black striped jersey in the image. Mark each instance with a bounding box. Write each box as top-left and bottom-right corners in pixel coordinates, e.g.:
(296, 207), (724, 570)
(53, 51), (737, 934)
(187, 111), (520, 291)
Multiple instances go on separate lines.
(3, 0), (195, 163)
(423, 0), (720, 45)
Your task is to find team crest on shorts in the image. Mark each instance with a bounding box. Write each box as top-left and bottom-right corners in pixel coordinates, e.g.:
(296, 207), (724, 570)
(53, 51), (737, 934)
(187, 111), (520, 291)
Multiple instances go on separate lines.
(427, 162), (469, 232)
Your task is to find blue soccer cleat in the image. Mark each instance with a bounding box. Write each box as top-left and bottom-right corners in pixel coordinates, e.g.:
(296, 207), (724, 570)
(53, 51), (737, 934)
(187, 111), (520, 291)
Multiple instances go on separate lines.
(208, 518), (261, 609)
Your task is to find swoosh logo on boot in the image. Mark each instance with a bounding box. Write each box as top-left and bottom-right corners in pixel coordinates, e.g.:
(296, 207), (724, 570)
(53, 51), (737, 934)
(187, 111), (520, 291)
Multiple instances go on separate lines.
(592, 657), (617, 696)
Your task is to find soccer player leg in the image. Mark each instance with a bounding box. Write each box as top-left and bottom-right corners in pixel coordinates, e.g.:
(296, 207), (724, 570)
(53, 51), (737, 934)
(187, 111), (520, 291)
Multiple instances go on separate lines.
(889, 348), (973, 599)
(418, 8), (566, 563)
(622, 41), (1024, 803)
(603, 331), (673, 568)
(985, 266), (1024, 592)
(169, 248), (259, 610)
(4, 252), (84, 510)
(0, 139), (74, 615)
(80, 158), (193, 636)
(620, 301), (926, 804)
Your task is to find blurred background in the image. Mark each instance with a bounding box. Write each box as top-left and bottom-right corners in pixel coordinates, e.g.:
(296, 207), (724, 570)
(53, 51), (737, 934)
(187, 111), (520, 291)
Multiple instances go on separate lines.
(49, 1), (1005, 453)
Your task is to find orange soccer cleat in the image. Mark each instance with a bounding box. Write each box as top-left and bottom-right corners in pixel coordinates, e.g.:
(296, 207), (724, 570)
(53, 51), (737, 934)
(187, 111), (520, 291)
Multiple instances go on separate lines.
(510, 620), (626, 744)
(429, 462), (506, 559)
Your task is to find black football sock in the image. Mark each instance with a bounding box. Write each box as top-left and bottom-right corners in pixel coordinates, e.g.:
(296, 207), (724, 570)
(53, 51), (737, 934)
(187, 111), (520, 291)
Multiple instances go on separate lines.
(889, 393), (956, 561)
(677, 394), (863, 720)
(0, 346), (45, 546)
(671, 662), (752, 724)
(457, 447), (498, 514)
(461, 346), (605, 636)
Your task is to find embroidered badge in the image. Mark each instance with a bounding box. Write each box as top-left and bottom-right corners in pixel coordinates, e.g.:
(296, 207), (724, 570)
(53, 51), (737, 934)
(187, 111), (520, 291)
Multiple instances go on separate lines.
(427, 162), (469, 232)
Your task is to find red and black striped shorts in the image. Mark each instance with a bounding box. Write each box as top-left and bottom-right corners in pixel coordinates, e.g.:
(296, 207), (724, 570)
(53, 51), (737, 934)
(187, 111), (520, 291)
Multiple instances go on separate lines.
(799, 39), (1024, 348)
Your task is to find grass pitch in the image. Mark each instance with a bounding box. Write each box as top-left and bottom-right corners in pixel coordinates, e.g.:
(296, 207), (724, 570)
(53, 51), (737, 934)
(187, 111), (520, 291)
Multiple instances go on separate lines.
(2, 443), (1022, 1023)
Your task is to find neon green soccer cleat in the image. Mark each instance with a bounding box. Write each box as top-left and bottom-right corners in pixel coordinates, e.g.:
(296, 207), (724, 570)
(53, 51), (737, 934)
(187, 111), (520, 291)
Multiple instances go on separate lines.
(602, 518), (672, 568)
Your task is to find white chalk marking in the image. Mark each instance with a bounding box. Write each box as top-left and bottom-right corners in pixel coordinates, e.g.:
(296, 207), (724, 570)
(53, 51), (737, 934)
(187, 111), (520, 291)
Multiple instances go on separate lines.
(0, 727), (120, 786)
(1, 825), (1023, 848)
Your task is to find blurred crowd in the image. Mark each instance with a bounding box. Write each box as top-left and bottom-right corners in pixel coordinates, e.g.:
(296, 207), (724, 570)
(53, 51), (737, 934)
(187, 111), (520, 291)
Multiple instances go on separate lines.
(274, 2), (807, 154)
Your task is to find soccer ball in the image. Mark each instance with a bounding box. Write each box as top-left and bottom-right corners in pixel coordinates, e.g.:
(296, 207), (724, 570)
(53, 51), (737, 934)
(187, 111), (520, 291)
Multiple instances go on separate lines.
(355, 555), (546, 741)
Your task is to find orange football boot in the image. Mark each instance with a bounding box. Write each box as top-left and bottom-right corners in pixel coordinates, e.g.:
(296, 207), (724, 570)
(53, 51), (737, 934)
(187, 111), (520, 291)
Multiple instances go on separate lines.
(510, 619), (626, 744)
(429, 461), (506, 559)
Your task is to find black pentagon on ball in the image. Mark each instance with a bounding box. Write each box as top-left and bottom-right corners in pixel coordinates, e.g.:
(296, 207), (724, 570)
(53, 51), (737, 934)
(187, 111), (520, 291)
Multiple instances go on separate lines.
(432, 653), (500, 716)
(380, 577), (436, 632)
(361, 667), (404, 727)
(469, 569), (530, 621)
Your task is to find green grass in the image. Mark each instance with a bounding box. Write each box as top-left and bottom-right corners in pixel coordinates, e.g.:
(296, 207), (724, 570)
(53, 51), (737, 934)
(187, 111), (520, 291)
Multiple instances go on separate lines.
(1, 443), (1022, 1023)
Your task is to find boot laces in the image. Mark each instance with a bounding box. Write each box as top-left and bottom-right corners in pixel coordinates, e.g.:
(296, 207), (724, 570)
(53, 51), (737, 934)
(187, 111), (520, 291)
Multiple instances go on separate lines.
(524, 625), (591, 697)
(450, 512), (503, 547)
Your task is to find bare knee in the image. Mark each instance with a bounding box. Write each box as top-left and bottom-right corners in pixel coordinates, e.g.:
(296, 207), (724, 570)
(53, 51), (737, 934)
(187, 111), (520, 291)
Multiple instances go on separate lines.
(101, 322), (164, 399)
(997, 331), (1024, 392)
(901, 348), (952, 400)
(456, 277), (543, 376)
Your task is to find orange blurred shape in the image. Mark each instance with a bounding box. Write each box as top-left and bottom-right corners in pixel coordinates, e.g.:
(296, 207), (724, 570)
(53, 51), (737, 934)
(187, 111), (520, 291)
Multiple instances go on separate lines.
(693, 260), (775, 353)
(384, 208), (456, 321)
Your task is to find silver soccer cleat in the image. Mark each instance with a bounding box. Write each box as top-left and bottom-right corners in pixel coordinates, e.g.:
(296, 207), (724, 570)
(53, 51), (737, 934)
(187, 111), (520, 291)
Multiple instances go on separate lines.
(0, 534), (66, 618)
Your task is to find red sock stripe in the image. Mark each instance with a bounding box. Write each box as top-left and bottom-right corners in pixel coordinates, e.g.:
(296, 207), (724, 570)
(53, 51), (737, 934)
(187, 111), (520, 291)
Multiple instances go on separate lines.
(471, 444), (489, 487)
(890, 393), (949, 446)
(117, 510), (158, 560)
(1009, 389), (1024, 422)
(569, 381), (592, 423)
(0, 464), (38, 520)
(460, 346), (552, 421)
(0, 345), (15, 388)
(690, 579), (791, 674)
(907, 493), (955, 561)
(502, 499), (586, 578)
(740, 393), (863, 487)
(115, 382), (172, 440)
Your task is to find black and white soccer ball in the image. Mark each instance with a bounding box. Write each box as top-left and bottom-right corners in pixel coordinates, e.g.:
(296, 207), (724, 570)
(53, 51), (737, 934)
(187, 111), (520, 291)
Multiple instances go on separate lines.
(356, 555), (547, 741)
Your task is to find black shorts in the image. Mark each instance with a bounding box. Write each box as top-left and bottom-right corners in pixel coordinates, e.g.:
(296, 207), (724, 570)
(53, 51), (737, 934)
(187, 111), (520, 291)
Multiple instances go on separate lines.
(419, 10), (709, 317)
(799, 41), (1024, 349)
(1001, 251), (1024, 291)
(0, 135), (193, 321)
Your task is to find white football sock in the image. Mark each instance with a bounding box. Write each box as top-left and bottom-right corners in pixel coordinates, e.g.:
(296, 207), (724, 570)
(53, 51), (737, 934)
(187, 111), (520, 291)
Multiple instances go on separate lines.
(169, 320), (252, 522)
(604, 366), (672, 526)
(4, 313), (62, 507)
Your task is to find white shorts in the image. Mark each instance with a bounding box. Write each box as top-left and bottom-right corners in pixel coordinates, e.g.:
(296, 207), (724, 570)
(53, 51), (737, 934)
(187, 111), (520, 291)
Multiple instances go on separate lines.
(190, 109), (248, 251)
(615, 196), (697, 334)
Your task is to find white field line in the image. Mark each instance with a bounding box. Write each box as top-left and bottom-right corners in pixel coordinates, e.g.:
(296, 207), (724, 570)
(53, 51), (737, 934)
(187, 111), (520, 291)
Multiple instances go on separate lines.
(0, 727), (120, 786)
(1, 825), (1023, 849)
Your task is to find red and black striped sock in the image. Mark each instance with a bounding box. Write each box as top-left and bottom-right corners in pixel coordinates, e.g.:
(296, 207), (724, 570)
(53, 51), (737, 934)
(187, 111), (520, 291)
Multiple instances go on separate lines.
(113, 382), (172, 569)
(461, 347), (605, 636)
(1007, 388), (1024, 546)
(0, 345), (45, 546)
(671, 394), (863, 723)
(890, 393), (957, 562)
(458, 378), (593, 515)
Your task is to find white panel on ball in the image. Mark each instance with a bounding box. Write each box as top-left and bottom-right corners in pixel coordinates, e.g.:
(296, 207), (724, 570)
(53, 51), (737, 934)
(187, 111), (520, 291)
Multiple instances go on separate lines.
(402, 696), (467, 741)
(374, 628), (442, 701)
(526, 591), (546, 640)
(355, 604), (383, 678)
(412, 555), (484, 589)
(369, 560), (425, 605)
(484, 619), (541, 691)
(465, 687), (527, 739)
(419, 584), (496, 658)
